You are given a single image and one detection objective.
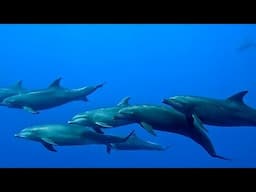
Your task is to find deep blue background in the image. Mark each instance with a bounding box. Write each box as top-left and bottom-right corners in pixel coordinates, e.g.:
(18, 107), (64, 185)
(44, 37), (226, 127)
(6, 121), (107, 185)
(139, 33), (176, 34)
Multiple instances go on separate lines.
(0, 24), (255, 168)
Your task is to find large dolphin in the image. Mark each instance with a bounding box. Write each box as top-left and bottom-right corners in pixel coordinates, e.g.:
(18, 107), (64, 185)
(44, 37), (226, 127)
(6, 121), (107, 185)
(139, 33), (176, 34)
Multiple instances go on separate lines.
(1, 78), (104, 114)
(68, 96), (134, 133)
(114, 105), (229, 160)
(162, 91), (256, 131)
(0, 80), (26, 103)
(107, 132), (170, 153)
(14, 123), (135, 152)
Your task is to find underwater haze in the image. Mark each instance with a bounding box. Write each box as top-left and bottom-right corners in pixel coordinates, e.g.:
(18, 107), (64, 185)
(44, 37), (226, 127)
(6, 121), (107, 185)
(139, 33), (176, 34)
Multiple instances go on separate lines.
(0, 24), (255, 168)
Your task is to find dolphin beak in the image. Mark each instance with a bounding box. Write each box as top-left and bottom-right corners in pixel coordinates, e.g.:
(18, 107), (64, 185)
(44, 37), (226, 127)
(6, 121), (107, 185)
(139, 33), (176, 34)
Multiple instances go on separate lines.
(67, 121), (73, 124)
(14, 133), (19, 137)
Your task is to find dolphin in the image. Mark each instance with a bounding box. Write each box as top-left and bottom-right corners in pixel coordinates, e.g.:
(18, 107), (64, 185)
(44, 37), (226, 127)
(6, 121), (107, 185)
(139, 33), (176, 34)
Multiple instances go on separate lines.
(68, 96), (134, 134)
(237, 38), (256, 52)
(1, 77), (105, 114)
(14, 123), (135, 152)
(107, 132), (170, 153)
(162, 91), (256, 132)
(114, 104), (229, 160)
(0, 80), (27, 103)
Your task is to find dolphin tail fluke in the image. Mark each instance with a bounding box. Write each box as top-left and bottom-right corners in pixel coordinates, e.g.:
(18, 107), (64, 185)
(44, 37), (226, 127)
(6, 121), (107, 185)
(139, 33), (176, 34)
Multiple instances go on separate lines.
(123, 129), (136, 142)
(213, 154), (232, 161)
(96, 82), (106, 89)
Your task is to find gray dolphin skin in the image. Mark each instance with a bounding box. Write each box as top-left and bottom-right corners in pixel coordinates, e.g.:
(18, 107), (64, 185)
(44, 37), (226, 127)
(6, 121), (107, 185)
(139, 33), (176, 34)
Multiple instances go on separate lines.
(1, 78), (104, 114)
(0, 80), (27, 103)
(162, 91), (256, 133)
(68, 96), (134, 133)
(114, 105), (229, 160)
(14, 124), (135, 152)
(108, 132), (170, 153)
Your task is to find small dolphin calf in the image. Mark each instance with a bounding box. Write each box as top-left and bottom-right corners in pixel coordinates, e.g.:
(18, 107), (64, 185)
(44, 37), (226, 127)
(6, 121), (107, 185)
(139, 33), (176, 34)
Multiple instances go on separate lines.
(14, 124), (135, 152)
(107, 132), (170, 153)
(0, 80), (26, 103)
(68, 96), (134, 133)
(114, 105), (229, 160)
(1, 78), (104, 114)
(162, 91), (256, 131)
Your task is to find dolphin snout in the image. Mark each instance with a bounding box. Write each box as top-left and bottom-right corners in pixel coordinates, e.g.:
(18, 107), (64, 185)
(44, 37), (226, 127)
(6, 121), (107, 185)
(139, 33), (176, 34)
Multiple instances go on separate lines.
(14, 133), (20, 137)
(67, 120), (74, 124)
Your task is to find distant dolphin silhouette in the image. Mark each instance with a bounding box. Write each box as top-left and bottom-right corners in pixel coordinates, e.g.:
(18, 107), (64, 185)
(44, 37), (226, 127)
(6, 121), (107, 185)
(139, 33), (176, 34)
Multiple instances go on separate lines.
(1, 78), (105, 114)
(237, 38), (256, 51)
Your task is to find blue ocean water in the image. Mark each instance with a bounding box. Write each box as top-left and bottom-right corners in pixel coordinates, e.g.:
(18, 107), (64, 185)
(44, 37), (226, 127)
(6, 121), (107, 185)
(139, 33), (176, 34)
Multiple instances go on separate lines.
(0, 24), (255, 168)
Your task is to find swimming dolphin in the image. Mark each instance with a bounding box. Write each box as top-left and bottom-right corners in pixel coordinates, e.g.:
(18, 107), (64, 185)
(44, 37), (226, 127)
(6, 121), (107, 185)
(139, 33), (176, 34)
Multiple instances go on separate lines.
(68, 96), (134, 134)
(14, 123), (135, 152)
(1, 78), (105, 114)
(107, 132), (170, 153)
(237, 38), (256, 52)
(114, 105), (229, 160)
(162, 90), (256, 132)
(0, 80), (27, 103)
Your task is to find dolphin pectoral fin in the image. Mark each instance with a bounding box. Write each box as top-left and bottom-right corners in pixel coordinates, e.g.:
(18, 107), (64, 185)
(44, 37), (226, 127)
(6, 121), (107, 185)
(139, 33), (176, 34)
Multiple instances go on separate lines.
(191, 113), (208, 133)
(94, 127), (105, 134)
(123, 130), (136, 141)
(41, 142), (57, 152)
(23, 106), (39, 114)
(95, 122), (113, 128)
(139, 122), (157, 136)
(41, 138), (57, 145)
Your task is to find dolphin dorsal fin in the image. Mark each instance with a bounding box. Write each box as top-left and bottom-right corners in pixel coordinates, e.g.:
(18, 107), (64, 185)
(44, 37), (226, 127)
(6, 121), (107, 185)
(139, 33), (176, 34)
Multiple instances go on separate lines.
(12, 80), (23, 90)
(227, 90), (248, 104)
(49, 77), (62, 89)
(117, 96), (131, 106)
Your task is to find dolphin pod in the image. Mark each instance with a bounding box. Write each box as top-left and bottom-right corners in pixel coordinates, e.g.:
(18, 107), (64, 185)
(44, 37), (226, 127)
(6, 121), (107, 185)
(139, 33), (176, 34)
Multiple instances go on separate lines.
(2, 78), (256, 160)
